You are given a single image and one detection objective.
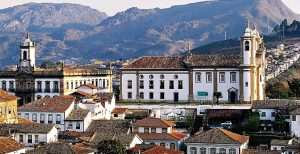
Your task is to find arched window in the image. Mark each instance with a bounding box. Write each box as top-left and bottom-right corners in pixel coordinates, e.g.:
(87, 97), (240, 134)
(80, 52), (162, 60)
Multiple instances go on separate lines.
(23, 51), (27, 60)
(229, 148), (236, 154)
(150, 142), (155, 145)
(195, 72), (201, 83)
(76, 122), (80, 129)
(219, 148), (226, 154)
(170, 143), (176, 150)
(200, 148), (206, 154)
(190, 147), (197, 154)
(32, 113), (37, 122)
(36, 95), (42, 100)
(160, 142), (165, 147)
(245, 41), (250, 51)
(40, 114), (45, 123)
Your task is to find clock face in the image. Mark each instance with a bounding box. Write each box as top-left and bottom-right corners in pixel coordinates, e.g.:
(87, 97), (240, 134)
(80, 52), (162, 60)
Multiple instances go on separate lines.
(21, 61), (29, 67)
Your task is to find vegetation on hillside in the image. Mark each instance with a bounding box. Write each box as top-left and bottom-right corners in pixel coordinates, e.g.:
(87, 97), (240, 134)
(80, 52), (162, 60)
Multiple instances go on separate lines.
(273, 19), (300, 37)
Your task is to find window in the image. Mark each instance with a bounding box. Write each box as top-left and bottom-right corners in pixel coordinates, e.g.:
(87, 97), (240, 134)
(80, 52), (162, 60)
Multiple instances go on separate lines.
(210, 148), (216, 154)
(219, 72), (225, 83)
(162, 128), (167, 133)
(9, 81), (14, 91)
(40, 114), (45, 123)
(139, 75), (144, 79)
(23, 51), (28, 60)
(219, 148), (226, 154)
(196, 73), (201, 83)
(151, 128), (156, 133)
(271, 112), (276, 117)
(200, 148), (206, 154)
(170, 143), (176, 150)
(92, 79), (94, 85)
(35, 135), (39, 143)
(139, 92), (144, 99)
(149, 92), (154, 99)
(245, 82), (248, 87)
(160, 80), (165, 89)
(71, 82), (74, 89)
(56, 114), (61, 124)
(245, 41), (250, 51)
(139, 80), (144, 89)
(128, 92), (132, 99)
(48, 114), (53, 124)
(32, 113), (37, 122)
(149, 80), (154, 89)
(169, 80), (174, 89)
(25, 113), (29, 119)
(66, 81), (69, 89)
(190, 147), (197, 154)
(45, 81), (50, 92)
(261, 112), (266, 117)
(19, 135), (24, 143)
(28, 135), (32, 143)
(114, 114), (118, 117)
(127, 80), (132, 89)
(230, 72), (237, 83)
(229, 149), (236, 154)
(178, 80), (183, 89)
(160, 74), (164, 79)
(160, 92), (165, 99)
(76, 122), (80, 129)
(37, 95), (42, 100)
(149, 75), (154, 79)
(160, 142), (165, 147)
(292, 115), (296, 121)
(53, 81), (59, 92)
(174, 75), (178, 79)
(206, 73), (212, 83)
(260, 75), (262, 82)
(2, 81), (6, 90)
(68, 123), (73, 129)
(144, 128), (149, 133)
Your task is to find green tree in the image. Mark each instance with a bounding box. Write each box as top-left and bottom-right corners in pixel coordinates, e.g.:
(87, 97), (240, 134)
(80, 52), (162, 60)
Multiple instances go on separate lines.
(244, 110), (260, 132)
(213, 92), (223, 105)
(274, 113), (286, 132)
(97, 140), (126, 154)
(288, 78), (300, 97)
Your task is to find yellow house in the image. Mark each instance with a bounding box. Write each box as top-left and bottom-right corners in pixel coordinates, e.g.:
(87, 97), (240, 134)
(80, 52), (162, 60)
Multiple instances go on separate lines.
(0, 89), (19, 124)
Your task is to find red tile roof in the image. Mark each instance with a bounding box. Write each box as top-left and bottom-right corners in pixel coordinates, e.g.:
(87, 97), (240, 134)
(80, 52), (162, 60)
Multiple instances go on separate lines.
(143, 146), (183, 154)
(0, 137), (25, 153)
(186, 54), (241, 67)
(111, 108), (128, 114)
(77, 83), (98, 89)
(124, 56), (187, 69)
(0, 89), (19, 102)
(169, 131), (188, 140)
(65, 110), (90, 121)
(135, 133), (180, 141)
(18, 96), (75, 112)
(17, 117), (36, 124)
(132, 117), (174, 128)
(71, 91), (92, 97)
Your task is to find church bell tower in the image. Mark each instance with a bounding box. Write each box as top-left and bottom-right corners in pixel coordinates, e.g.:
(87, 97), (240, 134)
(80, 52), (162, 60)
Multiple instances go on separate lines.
(19, 33), (36, 73)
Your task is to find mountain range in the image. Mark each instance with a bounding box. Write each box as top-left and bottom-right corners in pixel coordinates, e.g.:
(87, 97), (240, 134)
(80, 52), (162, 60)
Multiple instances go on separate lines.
(0, 0), (299, 65)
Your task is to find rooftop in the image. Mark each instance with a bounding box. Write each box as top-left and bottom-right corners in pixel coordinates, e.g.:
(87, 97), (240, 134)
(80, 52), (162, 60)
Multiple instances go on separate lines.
(70, 91), (92, 98)
(65, 110), (90, 121)
(252, 100), (300, 111)
(0, 89), (19, 102)
(112, 108), (128, 114)
(142, 146), (183, 154)
(186, 54), (242, 67)
(132, 117), (174, 128)
(0, 123), (56, 135)
(76, 83), (98, 89)
(135, 133), (182, 141)
(185, 128), (249, 144)
(86, 120), (131, 134)
(18, 96), (75, 112)
(124, 56), (187, 69)
(0, 137), (25, 154)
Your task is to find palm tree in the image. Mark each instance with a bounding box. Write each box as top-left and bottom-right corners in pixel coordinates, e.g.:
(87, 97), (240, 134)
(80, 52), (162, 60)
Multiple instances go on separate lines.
(213, 92), (223, 105)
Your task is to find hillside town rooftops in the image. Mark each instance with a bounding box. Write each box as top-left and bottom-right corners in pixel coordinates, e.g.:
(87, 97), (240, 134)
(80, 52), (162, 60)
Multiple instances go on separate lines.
(132, 117), (174, 128)
(185, 128), (249, 144)
(18, 96), (75, 112)
(0, 89), (19, 102)
(0, 137), (25, 154)
(65, 110), (90, 121)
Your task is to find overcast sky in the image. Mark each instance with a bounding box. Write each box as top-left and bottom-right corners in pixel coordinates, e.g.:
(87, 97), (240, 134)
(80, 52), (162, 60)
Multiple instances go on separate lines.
(0, 0), (299, 16)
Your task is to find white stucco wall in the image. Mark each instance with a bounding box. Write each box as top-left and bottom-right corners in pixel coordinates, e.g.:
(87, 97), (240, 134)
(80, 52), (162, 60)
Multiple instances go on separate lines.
(291, 115), (300, 137)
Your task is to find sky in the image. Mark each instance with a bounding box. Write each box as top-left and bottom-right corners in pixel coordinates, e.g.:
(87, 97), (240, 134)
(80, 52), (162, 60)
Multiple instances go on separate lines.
(0, 0), (299, 16)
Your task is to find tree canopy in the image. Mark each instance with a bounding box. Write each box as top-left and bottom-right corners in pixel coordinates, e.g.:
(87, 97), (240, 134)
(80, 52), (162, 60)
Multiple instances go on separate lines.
(97, 140), (126, 154)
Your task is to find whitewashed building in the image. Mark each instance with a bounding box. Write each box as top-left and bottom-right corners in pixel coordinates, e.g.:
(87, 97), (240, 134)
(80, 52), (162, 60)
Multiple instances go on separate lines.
(0, 34), (113, 106)
(64, 110), (92, 132)
(185, 128), (249, 154)
(18, 96), (75, 130)
(120, 24), (266, 103)
(290, 108), (300, 137)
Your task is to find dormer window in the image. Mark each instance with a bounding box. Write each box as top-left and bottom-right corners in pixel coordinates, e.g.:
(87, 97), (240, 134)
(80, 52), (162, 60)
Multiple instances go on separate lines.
(245, 41), (250, 51)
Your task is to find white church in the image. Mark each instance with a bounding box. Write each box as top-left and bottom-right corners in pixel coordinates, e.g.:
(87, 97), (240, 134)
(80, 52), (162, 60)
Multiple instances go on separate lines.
(120, 24), (266, 103)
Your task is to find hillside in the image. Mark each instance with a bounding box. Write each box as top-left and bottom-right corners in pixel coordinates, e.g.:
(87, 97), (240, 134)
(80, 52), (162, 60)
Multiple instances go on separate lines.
(0, 0), (300, 65)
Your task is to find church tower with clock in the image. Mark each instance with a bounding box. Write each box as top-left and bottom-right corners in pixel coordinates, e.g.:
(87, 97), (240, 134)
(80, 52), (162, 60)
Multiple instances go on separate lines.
(16, 33), (36, 105)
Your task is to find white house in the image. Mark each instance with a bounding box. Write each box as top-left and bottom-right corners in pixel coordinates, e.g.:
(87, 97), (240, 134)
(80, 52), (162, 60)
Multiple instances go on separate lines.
(64, 110), (92, 132)
(131, 117), (187, 150)
(185, 128), (249, 154)
(270, 138), (300, 154)
(290, 108), (300, 137)
(0, 123), (58, 147)
(111, 108), (128, 119)
(18, 96), (75, 130)
(0, 137), (26, 154)
(120, 24), (266, 103)
(78, 93), (115, 120)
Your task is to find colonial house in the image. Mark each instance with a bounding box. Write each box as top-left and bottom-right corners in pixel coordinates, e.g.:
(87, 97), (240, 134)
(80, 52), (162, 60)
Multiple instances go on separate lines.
(64, 110), (92, 132)
(131, 117), (187, 151)
(120, 24), (266, 103)
(78, 93), (115, 120)
(0, 123), (58, 147)
(270, 138), (300, 154)
(0, 89), (19, 124)
(0, 34), (113, 105)
(111, 108), (128, 119)
(185, 128), (249, 154)
(290, 108), (300, 137)
(18, 96), (76, 130)
(0, 137), (26, 154)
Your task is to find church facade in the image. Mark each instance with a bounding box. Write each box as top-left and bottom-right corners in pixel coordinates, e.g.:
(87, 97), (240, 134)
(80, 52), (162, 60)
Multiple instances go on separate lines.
(120, 24), (266, 103)
(0, 34), (113, 106)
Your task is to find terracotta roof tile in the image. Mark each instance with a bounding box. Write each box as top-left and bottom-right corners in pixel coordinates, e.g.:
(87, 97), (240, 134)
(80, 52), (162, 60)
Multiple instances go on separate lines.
(71, 91), (92, 97)
(0, 137), (25, 154)
(143, 146), (184, 154)
(18, 96), (75, 112)
(135, 133), (180, 141)
(185, 128), (249, 144)
(65, 110), (90, 121)
(86, 120), (131, 134)
(0, 123), (56, 135)
(169, 131), (188, 140)
(124, 56), (187, 69)
(132, 117), (174, 128)
(77, 83), (98, 89)
(112, 108), (128, 114)
(0, 89), (19, 102)
(186, 54), (241, 67)
(242, 149), (280, 154)
(252, 100), (300, 111)
(17, 117), (36, 124)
